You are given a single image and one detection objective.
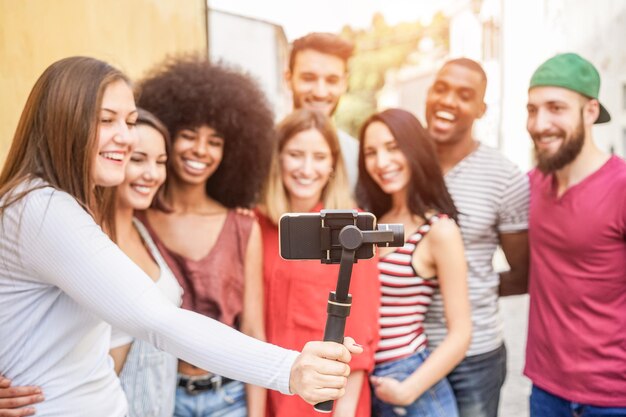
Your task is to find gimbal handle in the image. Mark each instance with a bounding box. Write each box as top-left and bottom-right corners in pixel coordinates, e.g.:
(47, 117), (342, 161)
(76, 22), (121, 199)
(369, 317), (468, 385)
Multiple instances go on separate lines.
(314, 247), (355, 413)
(314, 224), (398, 412)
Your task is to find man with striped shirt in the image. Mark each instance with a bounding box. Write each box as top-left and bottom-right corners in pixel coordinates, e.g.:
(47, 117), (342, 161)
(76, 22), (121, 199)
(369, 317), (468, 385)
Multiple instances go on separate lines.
(422, 58), (530, 417)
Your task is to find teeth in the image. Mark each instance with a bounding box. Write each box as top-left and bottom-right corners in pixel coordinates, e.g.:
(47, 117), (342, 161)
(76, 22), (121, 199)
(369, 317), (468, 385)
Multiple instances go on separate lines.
(306, 100), (331, 108)
(101, 152), (124, 161)
(539, 136), (560, 144)
(132, 185), (151, 194)
(381, 171), (399, 180)
(435, 111), (455, 121)
(295, 178), (314, 186)
(184, 159), (207, 170)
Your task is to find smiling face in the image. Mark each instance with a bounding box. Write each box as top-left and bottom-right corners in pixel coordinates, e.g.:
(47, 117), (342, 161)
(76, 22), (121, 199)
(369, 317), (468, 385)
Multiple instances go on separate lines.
(425, 63), (486, 146)
(116, 124), (167, 210)
(527, 86), (588, 173)
(92, 80), (138, 187)
(287, 49), (348, 117)
(170, 125), (224, 186)
(363, 121), (411, 197)
(280, 127), (334, 210)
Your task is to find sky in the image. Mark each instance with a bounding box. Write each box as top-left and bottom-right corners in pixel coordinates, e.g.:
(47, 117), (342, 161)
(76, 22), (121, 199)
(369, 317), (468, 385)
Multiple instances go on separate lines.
(209, 0), (458, 40)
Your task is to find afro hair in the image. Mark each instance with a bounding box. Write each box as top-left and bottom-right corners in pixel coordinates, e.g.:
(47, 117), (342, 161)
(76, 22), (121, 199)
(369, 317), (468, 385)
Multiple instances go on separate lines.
(135, 54), (275, 208)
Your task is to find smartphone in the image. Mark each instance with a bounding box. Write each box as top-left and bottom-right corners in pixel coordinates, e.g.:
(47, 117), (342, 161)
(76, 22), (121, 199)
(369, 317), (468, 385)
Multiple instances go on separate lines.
(279, 209), (376, 264)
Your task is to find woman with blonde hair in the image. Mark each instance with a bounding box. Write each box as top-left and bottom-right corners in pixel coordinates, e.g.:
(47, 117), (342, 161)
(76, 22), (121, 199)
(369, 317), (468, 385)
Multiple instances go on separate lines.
(256, 109), (380, 417)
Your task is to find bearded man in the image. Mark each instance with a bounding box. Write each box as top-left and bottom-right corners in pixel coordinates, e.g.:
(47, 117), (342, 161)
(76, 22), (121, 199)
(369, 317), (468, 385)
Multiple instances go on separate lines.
(524, 53), (626, 417)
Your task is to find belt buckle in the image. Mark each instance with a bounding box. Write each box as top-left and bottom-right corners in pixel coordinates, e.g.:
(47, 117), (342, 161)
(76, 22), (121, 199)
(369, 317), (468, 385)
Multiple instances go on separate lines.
(183, 376), (199, 395)
(183, 374), (222, 395)
(209, 374), (222, 391)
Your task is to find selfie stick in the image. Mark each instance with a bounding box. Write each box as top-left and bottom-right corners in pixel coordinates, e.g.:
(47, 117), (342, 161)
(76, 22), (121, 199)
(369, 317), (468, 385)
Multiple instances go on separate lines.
(314, 223), (396, 413)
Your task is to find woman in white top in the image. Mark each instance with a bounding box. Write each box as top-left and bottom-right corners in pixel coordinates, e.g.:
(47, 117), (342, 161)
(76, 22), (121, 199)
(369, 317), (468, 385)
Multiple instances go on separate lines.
(0, 109), (182, 417)
(0, 56), (359, 417)
(107, 108), (183, 417)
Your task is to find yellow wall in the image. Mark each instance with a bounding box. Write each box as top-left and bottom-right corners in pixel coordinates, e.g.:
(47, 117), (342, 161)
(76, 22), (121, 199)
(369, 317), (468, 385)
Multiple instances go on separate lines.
(0, 0), (207, 164)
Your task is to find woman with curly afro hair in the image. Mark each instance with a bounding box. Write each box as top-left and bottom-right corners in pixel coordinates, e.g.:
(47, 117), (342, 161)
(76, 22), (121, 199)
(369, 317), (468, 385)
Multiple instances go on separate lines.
(135, 55), (274, 417)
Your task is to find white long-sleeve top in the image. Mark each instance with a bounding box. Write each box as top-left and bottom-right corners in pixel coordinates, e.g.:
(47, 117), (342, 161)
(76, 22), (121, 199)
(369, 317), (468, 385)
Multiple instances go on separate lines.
(0, 183), (298, 416)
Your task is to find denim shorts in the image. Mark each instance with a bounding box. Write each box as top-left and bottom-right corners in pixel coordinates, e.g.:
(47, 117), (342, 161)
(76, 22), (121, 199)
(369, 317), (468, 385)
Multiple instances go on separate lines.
(174, 376), (247, 417)
(372, 349), (459, 417)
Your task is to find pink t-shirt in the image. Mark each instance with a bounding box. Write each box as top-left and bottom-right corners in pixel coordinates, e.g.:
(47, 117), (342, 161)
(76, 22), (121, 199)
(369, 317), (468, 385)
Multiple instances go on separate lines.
(524, 156), (626, 407)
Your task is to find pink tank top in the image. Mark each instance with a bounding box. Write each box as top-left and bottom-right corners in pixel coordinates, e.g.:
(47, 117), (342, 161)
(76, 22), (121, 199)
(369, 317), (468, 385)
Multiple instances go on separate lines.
(138, 210), (254, 329)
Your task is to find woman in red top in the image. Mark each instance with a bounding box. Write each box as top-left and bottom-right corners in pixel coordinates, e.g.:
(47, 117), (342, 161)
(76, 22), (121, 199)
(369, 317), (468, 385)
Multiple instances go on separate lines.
(256, 109), (380, 417)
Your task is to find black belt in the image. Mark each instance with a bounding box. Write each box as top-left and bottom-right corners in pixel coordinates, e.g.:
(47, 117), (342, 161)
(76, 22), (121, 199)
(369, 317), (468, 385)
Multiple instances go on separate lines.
(178, 374), (236, 395)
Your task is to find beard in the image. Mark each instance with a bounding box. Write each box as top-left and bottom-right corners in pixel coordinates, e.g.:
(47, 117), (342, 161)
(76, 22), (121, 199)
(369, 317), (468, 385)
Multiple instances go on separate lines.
(533, 118), (585, 174)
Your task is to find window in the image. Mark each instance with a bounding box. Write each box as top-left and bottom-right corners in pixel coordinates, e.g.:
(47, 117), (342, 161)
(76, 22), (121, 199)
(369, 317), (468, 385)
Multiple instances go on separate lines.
(482, 19), (501, 61)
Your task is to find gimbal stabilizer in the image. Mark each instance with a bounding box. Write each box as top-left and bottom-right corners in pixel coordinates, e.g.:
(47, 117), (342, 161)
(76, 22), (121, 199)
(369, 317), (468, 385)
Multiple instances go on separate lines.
(313, 210), (403, 413)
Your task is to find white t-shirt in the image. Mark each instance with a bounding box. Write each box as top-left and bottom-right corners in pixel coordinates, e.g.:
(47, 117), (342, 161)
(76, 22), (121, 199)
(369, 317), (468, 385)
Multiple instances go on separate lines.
(0, 182), (297, 416)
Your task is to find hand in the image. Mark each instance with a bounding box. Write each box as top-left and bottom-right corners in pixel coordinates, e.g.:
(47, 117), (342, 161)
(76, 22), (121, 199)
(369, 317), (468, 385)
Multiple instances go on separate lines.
(0, 376), (43, 417)
(370, 376), (413, 406)
(289, 337), (363, 405)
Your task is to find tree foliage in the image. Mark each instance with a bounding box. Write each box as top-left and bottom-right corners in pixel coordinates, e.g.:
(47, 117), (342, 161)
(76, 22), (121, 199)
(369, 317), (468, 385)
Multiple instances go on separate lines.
(335, 12), (449, 137)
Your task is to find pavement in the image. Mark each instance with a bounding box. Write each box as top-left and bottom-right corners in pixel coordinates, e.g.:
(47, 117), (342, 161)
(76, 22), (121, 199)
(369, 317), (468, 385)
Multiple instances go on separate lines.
(498, 294), (532, 417)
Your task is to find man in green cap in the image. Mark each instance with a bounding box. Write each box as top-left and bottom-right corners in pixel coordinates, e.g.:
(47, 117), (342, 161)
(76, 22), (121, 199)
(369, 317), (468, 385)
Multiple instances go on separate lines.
(524, 53), (626, 416)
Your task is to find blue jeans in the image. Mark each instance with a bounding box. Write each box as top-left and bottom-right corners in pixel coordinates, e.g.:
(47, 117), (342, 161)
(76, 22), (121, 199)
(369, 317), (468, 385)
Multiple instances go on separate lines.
(372, 349), (459, 417)
(174, 377), (247, 417)
(531, 385), (626, 417)
(446, 343), (507, 417)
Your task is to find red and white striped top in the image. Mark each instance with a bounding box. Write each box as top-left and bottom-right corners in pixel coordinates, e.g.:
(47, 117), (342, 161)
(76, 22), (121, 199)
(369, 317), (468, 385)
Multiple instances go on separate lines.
(374, 214), (446, 364)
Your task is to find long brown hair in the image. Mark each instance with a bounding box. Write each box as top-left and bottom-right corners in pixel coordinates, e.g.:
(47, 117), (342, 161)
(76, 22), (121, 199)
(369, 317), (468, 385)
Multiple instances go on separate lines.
(260, 109), (354, 224)
(357, 108), (458, 221)
(0, 56), (130, 233)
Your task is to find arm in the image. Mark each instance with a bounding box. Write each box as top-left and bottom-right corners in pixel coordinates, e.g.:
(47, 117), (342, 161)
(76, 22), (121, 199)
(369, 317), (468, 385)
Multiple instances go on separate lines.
(497, 167), (530, 296)
(240, 222), (266, 417)
(19, 189), (358, 403)
(0, 376), (42, 417)
(372, 219), (471, 406)
(333, 371), (364, 417)
(498, 231), (529, 296)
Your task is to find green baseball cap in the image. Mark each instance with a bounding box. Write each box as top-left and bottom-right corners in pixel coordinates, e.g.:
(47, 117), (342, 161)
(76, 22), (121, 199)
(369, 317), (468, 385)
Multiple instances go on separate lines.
(529, 53), (611, 124)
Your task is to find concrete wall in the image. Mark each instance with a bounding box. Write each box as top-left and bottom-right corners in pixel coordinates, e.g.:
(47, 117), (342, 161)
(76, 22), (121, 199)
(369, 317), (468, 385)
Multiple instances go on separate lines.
(208, 9), (291, 120)
(543, 0), (626, 158)
(500, 0), (626, 171)
(0, 0), (207, 164)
